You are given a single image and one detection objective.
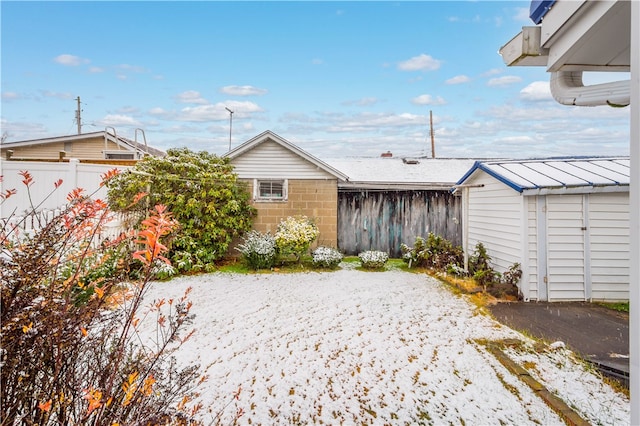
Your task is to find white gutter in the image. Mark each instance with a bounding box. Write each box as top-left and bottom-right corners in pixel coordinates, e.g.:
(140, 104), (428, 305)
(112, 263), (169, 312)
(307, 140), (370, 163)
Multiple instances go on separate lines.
(550, 71), (630, 107)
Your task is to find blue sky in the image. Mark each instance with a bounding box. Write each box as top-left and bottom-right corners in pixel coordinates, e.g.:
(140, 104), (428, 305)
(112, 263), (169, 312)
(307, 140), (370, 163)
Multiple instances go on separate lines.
(1, 1), (631, 159)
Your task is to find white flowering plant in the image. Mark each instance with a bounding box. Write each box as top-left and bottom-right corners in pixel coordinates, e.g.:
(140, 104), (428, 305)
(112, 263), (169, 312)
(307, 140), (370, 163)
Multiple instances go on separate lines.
(236, 230), (277, 270)
(275, 216), (319, 262)
(311, 246), (343, 269)
(358, 250), (389, 270)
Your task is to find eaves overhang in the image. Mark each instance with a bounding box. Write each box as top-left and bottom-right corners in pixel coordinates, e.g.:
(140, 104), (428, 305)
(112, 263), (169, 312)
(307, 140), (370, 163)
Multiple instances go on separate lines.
(338, 181), (456, 192)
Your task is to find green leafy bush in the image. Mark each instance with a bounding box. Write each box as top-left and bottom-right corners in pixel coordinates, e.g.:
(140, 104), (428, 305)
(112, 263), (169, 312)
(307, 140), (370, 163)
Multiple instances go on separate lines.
(358, 250), (389, 270)
(106, 148), (256, 273)
(236, 230), (277, 270)
(400, 235), (522, 295)
(275, 215), (319, 262)
(400, 233), (463, 270)
(311, 246), (343, 269)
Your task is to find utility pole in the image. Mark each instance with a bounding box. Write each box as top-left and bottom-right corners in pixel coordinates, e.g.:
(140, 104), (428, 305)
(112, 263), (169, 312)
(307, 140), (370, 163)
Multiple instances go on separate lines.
(75, 96), (82, 134)
(225, 107), (234, 151)
(430, 110), (436, 158)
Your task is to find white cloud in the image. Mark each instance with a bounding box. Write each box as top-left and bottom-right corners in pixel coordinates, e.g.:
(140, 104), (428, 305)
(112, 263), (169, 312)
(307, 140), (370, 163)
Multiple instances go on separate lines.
(117, 64), (147, 73)
(487, 76), (522, 87)
(2, 92), (20, 100)
(342, 97), (379, 107)
(311, 58), (324, 65)
(411, 94), (446, 106)
(100, 114), (143, 127)
(88, 66), (105, 73)
(219, 85), (268, 96)
(178, 101), (264, 122)
(481, 68), (503, 77)
(520, 81), (552, 101)
(175, 90), (209, 104)
(54, 54), (89, 66)
(445, 75), (470, 85)
(40, 90), (74, 100)
(398, 54), (441, 72)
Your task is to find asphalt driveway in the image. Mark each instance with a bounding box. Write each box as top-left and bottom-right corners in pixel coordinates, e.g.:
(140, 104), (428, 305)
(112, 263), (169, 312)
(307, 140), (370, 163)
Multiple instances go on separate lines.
(488, 301), (629, 377)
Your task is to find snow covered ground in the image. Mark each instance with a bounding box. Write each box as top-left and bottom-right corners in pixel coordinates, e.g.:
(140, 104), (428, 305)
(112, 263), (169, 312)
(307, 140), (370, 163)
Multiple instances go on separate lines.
(140, 268), (630, 425)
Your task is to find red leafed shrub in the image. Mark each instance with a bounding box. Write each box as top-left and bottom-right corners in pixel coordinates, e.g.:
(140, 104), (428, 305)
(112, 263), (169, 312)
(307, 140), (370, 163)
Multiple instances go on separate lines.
(1, 170), (207, 425)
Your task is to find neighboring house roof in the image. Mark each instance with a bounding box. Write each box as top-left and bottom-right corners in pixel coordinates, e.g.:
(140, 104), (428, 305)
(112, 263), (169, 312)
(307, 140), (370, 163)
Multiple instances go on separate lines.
(225, 130), (349, 181)
(1, 131), (166, 157)
(325, 157), (477, 190)
(457, 156), (630, 195)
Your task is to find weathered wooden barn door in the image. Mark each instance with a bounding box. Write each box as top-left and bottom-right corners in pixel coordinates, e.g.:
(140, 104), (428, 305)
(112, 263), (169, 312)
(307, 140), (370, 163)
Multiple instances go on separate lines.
(337, 190), (461, 258)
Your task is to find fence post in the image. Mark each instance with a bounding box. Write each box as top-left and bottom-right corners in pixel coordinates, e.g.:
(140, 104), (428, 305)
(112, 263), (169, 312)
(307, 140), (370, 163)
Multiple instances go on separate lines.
(68, 158), (79, 190)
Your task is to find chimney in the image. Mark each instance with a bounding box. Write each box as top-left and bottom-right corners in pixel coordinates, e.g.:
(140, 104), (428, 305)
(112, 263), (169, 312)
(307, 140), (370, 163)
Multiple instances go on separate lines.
(381, 151), (393, 158)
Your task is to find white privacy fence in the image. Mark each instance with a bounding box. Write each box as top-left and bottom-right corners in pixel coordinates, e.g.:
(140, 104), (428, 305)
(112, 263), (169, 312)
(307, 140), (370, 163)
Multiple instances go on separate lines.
(1, 159), (131, 218)
(1, 208), (133, 247)
(1, 160), (134, 243)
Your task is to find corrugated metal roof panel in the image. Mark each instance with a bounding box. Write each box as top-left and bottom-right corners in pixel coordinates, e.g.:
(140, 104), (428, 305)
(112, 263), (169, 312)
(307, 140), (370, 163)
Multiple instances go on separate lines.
(459, 157), (630, 193)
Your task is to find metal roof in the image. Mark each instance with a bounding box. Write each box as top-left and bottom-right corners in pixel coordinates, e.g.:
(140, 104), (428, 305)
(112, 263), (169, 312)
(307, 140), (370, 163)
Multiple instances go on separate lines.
(457, 157), (630, 195)
(529, 0), (556, 24)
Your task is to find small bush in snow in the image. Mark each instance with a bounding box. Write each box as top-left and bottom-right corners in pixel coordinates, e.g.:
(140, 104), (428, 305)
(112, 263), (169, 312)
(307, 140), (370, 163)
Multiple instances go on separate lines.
(401, 233), (463, 270)
(312, 246), (343, 269)
(236, 230), (277, 270)
(275, 216), (319, 262)
(358, 250), (389, 270)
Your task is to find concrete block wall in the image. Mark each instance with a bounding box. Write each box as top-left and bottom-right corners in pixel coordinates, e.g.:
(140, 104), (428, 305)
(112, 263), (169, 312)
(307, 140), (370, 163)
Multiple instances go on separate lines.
(246, 179), (338, 248)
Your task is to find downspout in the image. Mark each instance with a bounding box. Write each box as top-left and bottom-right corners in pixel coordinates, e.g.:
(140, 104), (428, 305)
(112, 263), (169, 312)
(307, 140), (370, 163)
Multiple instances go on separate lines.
(550, 71), (630, 107)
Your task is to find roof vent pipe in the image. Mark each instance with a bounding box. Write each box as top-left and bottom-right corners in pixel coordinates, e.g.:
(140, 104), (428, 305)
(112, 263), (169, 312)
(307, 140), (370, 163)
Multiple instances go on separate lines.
(550, 71), (630, 107)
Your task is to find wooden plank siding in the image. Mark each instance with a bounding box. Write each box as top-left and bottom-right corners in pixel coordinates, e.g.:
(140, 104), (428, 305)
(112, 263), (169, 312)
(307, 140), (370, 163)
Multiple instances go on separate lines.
(337, 190), (461, 258)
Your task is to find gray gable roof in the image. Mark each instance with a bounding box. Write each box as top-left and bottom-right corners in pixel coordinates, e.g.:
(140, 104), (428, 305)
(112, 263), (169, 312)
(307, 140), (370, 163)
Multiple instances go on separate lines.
(457, 157), (630, 195)
(325, 157), (477, 190)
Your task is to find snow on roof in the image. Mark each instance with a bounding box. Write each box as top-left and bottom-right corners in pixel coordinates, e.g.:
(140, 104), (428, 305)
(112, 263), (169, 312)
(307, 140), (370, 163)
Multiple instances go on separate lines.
(325, 157), (477, 190)
(458, 157), (630, 194)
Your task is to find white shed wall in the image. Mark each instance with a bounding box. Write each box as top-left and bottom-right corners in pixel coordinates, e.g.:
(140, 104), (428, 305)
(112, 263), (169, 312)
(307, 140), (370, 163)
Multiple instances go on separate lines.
(466, 172), (523, 273)
(463, 170), (629, 302)
(589, 192), (629, 301)
(231, 140), (335, 180)
(525, 196), (539, 301)
(546, 195), (587, 301)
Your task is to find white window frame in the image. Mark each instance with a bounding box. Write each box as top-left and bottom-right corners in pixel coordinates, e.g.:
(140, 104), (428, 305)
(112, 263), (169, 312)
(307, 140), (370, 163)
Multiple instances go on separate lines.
(254, 179), (288, 201)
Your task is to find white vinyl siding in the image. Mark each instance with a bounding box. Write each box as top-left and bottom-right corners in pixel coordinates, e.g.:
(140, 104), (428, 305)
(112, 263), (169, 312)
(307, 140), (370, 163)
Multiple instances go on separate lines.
(466, 173), (522, 273)
(231, 140), (335, 180)
(461, 162), (629, 303)
(525, 196), (539, 301)
(589, 192), (629, 301)
(546, 195), (586, 301)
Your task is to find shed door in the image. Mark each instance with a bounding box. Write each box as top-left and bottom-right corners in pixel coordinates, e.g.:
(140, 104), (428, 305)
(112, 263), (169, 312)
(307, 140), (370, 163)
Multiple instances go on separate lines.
(545, 195), (587, 301)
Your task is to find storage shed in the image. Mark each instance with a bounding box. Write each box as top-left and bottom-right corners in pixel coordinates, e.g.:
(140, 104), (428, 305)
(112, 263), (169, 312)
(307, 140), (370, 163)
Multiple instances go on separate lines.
(456, 157), (630, 302)
(326, 156), (475, 257)
(226, 130), (348, 248)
